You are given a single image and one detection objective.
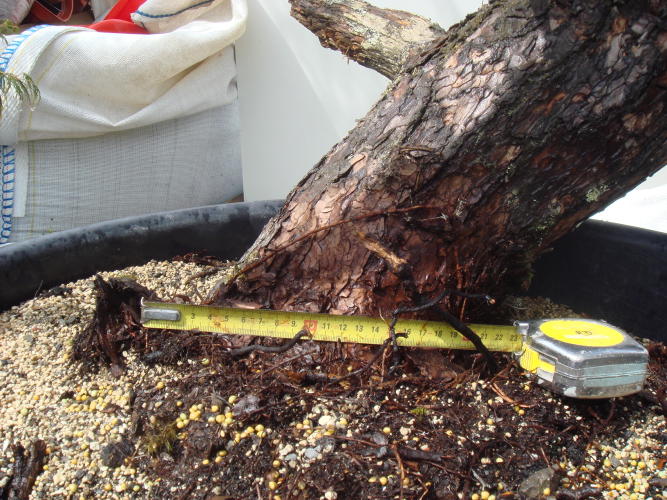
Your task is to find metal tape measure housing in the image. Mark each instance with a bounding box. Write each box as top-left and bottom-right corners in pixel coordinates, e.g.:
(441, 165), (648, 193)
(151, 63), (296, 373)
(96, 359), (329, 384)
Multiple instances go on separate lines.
(516, 319), (648, 398)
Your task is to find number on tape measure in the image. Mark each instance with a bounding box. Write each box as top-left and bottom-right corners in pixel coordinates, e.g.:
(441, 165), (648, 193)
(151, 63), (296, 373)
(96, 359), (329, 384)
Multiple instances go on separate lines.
(140, 302), (522, 352)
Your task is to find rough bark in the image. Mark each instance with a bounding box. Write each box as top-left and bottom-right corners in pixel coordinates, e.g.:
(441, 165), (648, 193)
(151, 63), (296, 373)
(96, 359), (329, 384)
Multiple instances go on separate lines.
(289, 0), (447, 79)
(213, 0), (667, 322)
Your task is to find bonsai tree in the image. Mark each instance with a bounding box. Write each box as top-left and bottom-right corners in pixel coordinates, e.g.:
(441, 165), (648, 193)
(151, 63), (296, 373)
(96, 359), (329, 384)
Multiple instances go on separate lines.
(212, 0), (667, 329)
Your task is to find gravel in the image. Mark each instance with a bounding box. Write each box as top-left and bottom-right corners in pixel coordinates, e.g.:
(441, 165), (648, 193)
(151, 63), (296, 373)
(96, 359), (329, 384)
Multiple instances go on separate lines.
(0, 259), (666, 500)
(0, 260), (224, 499)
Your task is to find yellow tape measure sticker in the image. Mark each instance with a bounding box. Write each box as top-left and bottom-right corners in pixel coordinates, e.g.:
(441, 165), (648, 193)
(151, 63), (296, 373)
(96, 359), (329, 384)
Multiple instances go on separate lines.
(539, 320), (624, 347)
(141, 302), (522, 352)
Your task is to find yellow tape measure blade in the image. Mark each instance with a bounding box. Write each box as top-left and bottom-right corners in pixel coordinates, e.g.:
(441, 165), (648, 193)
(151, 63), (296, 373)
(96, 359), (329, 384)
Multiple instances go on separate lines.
(140, 302), (521, 352)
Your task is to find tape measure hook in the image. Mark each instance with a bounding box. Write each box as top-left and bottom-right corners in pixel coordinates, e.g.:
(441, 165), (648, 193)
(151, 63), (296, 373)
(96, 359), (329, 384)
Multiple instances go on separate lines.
(140, 298), (181, 323)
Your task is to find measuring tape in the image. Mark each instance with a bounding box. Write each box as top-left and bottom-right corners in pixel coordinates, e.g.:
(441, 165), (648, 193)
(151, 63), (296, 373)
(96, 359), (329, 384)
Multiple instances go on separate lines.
(140, 301), (649, 399)
(140, 301), (522, 351)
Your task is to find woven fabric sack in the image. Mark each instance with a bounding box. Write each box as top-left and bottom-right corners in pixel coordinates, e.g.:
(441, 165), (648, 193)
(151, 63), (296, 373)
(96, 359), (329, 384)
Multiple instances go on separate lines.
(1, 0), (247, 243)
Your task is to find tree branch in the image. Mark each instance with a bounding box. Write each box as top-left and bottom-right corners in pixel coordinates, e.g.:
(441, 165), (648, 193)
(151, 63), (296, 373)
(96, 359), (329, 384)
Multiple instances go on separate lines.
(288, 0), (446, 79)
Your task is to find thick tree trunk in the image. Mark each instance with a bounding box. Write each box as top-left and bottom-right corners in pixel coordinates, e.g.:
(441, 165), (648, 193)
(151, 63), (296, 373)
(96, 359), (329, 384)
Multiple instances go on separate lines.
(212, 0), (667, 321)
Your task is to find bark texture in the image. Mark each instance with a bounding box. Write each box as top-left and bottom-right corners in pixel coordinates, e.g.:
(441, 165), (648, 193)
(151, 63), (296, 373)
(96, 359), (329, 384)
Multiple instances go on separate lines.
(289, 0), (447, 79)
(213, 0), (667, 321)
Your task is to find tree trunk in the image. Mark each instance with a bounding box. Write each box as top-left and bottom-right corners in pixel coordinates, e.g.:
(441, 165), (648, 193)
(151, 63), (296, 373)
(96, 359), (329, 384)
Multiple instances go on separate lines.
(212, 0), (667, 322)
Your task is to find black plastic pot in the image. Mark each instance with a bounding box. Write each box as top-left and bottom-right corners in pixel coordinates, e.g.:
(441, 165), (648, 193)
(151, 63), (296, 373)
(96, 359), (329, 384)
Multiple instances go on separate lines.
(529, 219), (667, 343)
(0, 200), (283, 311)
(1, 202), (665, 343)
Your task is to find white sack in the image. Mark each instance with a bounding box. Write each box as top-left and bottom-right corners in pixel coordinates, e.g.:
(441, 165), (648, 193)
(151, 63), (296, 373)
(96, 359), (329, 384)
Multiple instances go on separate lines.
(8, 103), (242, 241)
(0, 0), (247, 142)
(1, 0), (248, 244)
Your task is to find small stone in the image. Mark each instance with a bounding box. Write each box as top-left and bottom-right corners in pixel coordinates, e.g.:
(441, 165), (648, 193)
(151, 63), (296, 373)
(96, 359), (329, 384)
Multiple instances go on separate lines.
(518, 467), (557, 499)
(280, 445), (294, 456)
(100, 439), (134, 468)
(318, 415), (335, 428)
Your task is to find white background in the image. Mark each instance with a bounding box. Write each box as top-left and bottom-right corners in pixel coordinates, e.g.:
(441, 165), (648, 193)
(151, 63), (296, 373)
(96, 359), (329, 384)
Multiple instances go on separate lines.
(236, 0), (484, 201)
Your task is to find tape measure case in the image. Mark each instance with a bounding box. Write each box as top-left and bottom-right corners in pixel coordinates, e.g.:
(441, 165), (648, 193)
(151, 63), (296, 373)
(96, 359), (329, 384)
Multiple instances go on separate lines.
(515, 319), (648, 399)
(140, 300), (649, 399)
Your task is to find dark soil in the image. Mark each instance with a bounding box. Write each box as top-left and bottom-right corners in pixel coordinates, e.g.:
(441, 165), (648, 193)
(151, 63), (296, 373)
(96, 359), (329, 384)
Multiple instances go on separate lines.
(66, 275), (667, 500)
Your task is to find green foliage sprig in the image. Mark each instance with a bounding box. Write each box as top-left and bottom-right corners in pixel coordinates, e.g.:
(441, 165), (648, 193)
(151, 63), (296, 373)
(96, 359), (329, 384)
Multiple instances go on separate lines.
(0, 20), (40, 118)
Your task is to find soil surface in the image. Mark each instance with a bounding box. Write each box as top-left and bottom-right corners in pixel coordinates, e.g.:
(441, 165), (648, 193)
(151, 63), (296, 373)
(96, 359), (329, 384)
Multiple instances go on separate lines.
(0, 254), (665, 500)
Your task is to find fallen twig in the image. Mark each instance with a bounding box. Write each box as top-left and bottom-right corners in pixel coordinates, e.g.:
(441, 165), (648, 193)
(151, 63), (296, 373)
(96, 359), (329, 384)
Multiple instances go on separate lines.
(285, 468), (302, 500)
(393, 444), (406, 500)
(333, 436), (445, 462)
(423, 461), (469, 478)
(228, 330), (310, 357)
(637, 389), (667, 414)
(257, 354), (304, 376)
(490, 382), (516, 404)
(184, 267), (223, 285)
(389, 280), (499, 371)
(572, 401), (616, 484)
(555, 485), (603, 500)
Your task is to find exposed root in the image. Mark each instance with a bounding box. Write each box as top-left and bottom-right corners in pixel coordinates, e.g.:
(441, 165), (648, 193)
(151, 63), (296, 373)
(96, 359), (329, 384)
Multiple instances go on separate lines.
(228, 330), (311, 357)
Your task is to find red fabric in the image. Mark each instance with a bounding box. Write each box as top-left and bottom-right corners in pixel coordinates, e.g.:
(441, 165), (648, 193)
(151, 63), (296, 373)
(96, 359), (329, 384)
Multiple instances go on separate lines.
(105, 0), (144, 23)
(88, 19), (148, 34)
(26, 0), (148, 34)
(89, 0), (149, 34)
